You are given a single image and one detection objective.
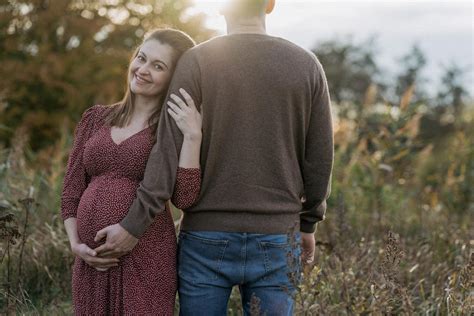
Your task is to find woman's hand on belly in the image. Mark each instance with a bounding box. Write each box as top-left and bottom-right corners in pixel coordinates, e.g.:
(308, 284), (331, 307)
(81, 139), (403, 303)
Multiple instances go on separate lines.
(72, 242), (120, 271)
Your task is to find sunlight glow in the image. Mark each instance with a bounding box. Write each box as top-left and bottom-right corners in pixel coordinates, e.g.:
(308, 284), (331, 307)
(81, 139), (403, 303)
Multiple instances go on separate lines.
(187, 1), (228, 33)
(189, 0), (473, 96)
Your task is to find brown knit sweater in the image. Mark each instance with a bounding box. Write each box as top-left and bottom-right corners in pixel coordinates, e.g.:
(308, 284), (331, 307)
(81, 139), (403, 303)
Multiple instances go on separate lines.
(121, 33), (334, 238)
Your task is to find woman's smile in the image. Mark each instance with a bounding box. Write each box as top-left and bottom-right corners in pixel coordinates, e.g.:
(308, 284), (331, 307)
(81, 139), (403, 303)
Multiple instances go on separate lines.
(134, 73), (152, 85)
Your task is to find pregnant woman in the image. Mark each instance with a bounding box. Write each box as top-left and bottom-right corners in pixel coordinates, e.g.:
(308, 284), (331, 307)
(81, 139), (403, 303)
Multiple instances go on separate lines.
(60, 29), (201, 315)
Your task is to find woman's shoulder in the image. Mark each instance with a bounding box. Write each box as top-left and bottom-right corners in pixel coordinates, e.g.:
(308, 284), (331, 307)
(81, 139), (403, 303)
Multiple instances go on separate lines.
(82, 104), (112, 118)
(80, 104), (112, 124)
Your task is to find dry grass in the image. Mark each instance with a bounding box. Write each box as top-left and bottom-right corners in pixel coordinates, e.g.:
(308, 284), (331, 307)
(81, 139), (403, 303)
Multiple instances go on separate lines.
(1, 97), (473, 315)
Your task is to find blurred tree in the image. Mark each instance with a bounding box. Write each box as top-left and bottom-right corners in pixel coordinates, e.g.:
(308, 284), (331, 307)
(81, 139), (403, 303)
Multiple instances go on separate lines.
(312, 36), (383, 106)
(415, 62), (470, 143)
(394, 44), (427, 105)
(0, 0), (214, 151)
(436, 62), (469, 115)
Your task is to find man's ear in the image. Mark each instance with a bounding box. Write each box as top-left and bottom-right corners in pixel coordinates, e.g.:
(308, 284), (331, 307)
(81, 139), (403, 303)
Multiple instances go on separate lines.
(266, 0), (276, 14)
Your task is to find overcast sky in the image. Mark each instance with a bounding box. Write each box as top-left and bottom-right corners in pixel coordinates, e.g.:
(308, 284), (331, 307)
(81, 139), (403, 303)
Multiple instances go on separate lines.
(190, 0), (473, 95)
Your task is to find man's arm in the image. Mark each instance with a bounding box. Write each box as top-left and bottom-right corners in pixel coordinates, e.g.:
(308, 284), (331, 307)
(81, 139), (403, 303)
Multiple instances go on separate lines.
(93, 50), (202, 257)
(300, 57), (334, 234)
(120, 50), (202, 238)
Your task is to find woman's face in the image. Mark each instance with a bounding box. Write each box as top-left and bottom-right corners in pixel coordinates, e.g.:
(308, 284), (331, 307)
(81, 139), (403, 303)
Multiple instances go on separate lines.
(129, 39), (175, 98)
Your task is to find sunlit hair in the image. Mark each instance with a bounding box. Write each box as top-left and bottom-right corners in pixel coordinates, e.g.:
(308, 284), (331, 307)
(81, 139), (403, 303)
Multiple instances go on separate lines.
(106, 29), (196, 135)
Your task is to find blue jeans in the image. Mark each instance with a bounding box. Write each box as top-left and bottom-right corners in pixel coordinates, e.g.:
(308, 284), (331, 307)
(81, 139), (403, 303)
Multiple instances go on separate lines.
(177, 231), (301, 316)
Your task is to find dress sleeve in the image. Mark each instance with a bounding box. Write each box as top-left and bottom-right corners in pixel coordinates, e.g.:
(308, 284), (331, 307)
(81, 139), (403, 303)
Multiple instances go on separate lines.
(170, 167), (201, 210)
(60, 106), (100, 220)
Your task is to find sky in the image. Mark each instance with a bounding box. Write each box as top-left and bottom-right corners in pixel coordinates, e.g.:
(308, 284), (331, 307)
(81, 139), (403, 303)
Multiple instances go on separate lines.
(188, 0), (473, 96)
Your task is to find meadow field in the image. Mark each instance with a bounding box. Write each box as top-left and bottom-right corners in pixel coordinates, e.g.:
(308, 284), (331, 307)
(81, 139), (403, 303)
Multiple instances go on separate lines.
(1, 95), (472, 314)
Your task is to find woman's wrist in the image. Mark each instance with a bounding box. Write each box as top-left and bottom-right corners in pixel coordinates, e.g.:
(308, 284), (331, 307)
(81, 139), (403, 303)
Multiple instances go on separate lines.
(183, 131), (202, 142)
(70, 240), (81, 254)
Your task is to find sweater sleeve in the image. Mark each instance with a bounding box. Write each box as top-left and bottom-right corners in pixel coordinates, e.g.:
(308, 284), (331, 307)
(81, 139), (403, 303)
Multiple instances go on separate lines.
(171, 167), (202, 210)
(300, 58), (334, 234)
(120, 50), (202, 238)
(60, 106), (100, 221)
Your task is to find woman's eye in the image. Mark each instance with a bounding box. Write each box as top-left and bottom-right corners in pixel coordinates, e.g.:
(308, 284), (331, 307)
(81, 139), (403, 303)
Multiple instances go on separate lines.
(137, 55), (145, 62)
(154, 64), (163, 70)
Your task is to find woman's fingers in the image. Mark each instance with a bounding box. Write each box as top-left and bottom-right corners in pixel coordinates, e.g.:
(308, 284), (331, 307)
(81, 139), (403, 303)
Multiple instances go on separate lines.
(80, 244), (97, 257)
(86, 255), (120, 265)
(97, 249), (123, 258)
(95, 267), (108, 272)
(170, 94), (187, 110)
(168, 91), (202, 136)
(75, 243), (98, 257)
(96, 262), (119, 269)
(93, 242), (114, 256)
(167, 101), (182, 115)
(179, 88), (196, 110)
(93, 261), (119, 272)
(86, 248), (97, 257)
(167, 108), (180, 122)
(82, 254), (119, 270)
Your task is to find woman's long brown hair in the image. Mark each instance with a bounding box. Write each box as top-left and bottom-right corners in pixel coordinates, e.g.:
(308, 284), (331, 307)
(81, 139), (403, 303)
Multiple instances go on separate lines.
(105, 29), (196, 136)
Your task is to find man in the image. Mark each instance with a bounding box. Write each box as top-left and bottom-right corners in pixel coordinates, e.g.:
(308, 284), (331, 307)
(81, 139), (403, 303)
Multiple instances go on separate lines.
(95, 0), (334, 314)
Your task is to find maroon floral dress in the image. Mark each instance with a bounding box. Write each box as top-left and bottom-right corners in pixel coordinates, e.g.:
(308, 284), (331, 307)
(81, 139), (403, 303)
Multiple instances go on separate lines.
(61, 105), (201, 315)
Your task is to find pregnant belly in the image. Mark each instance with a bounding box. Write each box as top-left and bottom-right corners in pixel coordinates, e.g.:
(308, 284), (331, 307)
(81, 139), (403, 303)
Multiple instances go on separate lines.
(76, 177), (139, 248)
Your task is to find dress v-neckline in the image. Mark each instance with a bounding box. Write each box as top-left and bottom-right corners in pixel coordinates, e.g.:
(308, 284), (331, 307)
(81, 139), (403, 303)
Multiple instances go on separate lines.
(108, 125), (152, 146)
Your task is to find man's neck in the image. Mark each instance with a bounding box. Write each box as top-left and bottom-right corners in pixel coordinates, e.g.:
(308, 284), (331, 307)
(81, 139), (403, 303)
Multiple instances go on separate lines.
(226, 18), (267, 35)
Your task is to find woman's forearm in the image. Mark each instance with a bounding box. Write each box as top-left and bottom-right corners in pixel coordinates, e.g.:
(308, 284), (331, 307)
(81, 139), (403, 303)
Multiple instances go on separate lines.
(178, 133), (202, 168)
(64, 217), (80, 248)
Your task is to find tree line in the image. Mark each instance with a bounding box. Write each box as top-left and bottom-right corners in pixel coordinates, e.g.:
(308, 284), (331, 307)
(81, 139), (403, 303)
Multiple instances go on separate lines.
(0, 0), (471, 151)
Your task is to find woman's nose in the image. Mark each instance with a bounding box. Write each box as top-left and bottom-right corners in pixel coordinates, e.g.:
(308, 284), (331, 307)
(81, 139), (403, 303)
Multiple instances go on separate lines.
(137, 64), (150, 75)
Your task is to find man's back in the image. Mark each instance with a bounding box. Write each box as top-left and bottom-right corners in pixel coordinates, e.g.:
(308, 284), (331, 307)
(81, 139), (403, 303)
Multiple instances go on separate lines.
(119, 2), (334, 313)
(178, 33), (334, 234)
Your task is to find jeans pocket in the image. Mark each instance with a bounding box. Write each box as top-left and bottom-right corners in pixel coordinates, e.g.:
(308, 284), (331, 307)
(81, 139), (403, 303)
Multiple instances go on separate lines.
(257, 234), (301, 287)
(178, 231), (229, 284)
(257, 235), (290, 281)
